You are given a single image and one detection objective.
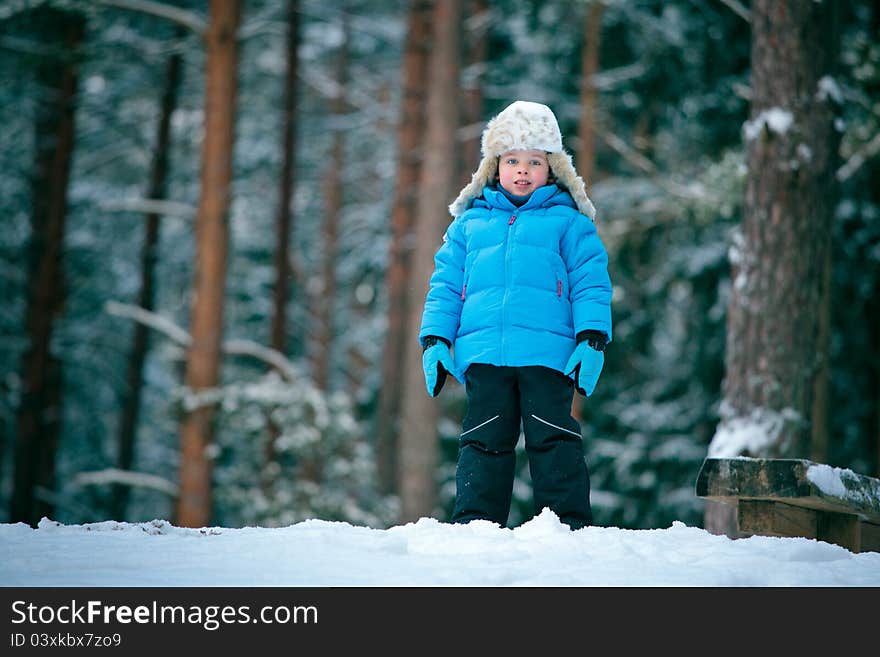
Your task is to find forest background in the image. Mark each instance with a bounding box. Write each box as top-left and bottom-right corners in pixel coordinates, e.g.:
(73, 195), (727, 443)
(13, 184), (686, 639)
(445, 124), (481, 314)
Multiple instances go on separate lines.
(1, 0), (878, 535)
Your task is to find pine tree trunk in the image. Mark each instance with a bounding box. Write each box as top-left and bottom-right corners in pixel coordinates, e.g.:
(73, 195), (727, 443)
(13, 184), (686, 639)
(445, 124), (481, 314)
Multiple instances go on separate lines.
(312, 10), (350, 392)
(572, 0), (604, 423)
(398, 0), (462, 522)
(577, 0), (604, 188)
(810, 245), (831, 463)
(705, 0), (841, 535)
(460, 0), (488, 187)
(113, 36), (183, 522)
(265, 0), (301, 490)
(270, 0), (300, 360)
(10, 9), (84, 526)
(873, 188), (880, 479)
(874, 273), (880, 479)
(867, 0), (880, 481)
(176, 0), (241, 528)
(375, 0), (432, 496)
(870, 129), (880, 479)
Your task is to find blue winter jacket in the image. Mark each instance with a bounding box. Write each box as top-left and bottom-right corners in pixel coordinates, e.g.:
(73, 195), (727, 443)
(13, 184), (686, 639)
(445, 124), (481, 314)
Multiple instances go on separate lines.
(419, 183), (613, 376)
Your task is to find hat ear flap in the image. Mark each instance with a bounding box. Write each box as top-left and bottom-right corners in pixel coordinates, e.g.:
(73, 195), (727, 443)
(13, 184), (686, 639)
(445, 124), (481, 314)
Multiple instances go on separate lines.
(448, 155), (498, 217)
(546, 151), (597, 220)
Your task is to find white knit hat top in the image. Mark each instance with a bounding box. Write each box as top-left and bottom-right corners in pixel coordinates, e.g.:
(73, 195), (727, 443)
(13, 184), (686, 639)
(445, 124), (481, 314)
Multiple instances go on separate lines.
(449, 100), (596, 219)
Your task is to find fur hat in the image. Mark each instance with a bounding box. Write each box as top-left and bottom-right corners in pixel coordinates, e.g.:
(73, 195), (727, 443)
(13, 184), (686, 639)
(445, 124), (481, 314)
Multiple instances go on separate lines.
(449, 100), (597, 219)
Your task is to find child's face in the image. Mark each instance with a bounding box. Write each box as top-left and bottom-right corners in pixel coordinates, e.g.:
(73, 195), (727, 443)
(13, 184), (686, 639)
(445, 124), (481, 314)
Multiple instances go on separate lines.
(497, 149), (550, 197)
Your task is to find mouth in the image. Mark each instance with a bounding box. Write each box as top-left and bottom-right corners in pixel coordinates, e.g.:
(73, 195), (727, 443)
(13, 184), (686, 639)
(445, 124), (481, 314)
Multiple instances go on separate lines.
(514, 180), (532, 190)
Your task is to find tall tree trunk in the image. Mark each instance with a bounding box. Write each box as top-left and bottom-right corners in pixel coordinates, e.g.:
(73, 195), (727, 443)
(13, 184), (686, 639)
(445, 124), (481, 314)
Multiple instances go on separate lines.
(270, 0), (300, 359)
(577, 0), (604, 188)
(375, 0), (432, 496)
(872, 141), (880, 479)
(874, 269), (880, 478)
(10, 9), (84, 527)
(869, 92), (880, 478)
(176, 0), (241, 528)
(872, 3), (880, 480)
(460, 0), (488, 187)
(398, 0), (461, 522)
(113, 34), (183, 522)
(264, 0), (301, 491)
(311, 9), (350, 392)
(810, 245), (831, 464)
(572, 0), (604, 423)
(705, 0), (841, 536)
(811, 2), (843, 467)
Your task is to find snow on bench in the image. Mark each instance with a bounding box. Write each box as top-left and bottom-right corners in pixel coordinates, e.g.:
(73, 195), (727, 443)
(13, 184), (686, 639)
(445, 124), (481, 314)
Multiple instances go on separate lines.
(695, 457), (880, 553)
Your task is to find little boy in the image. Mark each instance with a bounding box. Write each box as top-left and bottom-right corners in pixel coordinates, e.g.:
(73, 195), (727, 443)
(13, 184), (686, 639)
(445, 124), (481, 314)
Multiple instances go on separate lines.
(419, 100), (612, 530)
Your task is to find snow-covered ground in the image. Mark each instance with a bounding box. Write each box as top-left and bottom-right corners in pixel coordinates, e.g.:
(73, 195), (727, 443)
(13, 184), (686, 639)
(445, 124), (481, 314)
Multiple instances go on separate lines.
(2, 508), (878, 586)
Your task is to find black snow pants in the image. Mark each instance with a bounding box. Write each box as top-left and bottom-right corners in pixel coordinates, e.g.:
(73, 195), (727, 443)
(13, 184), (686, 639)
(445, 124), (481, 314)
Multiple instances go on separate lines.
(452, 364), (592, 529)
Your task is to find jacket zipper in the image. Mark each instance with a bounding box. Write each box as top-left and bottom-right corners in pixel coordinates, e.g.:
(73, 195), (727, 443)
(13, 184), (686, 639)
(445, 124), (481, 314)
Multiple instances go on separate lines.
(502, 215), (517, 361)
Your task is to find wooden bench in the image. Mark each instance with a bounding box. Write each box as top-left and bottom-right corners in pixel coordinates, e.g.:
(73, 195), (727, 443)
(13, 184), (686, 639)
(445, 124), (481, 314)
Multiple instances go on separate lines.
(695, 457), (880, 553)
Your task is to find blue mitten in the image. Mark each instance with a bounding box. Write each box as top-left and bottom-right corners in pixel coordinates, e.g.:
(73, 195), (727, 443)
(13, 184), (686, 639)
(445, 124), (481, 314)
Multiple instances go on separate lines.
(422, 337), (462, 397)
(564, 338), (605, 397)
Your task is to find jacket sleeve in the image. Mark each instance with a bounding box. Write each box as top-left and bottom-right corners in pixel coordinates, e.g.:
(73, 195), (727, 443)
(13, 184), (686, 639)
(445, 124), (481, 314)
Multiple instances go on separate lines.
(418, 218), (466, 346)
(561, 213), (613, 343)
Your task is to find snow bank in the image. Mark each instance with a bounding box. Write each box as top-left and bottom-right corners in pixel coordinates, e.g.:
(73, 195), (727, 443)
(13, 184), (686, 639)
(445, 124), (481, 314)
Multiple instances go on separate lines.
(2, 508), (879, 587)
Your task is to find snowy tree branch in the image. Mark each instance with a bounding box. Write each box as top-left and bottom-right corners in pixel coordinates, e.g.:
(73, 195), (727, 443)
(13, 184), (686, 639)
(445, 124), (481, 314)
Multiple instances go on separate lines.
(33, 486), (103, 523)
(589, 62), (648, 91)
(105, 300), (191, 346)
(104, 301), (300, 381)
(597, 131), (712, 202)
(224, 339), (299, 382)
(237, 2), (285, 41)
(94, 0), (206, 34)
(602, 131), (656, 174)
(0, 0), (51, 21)
(714, 0), (749, 23)
(99, 198), (197, 219)
(837, 131), (880, 182)
(71, 468), (179, 497)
